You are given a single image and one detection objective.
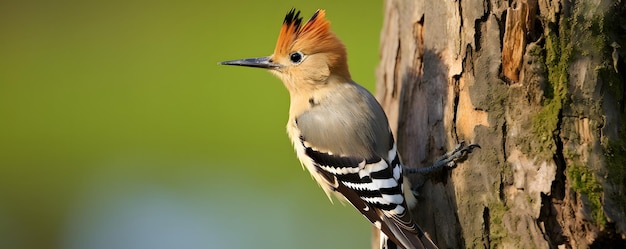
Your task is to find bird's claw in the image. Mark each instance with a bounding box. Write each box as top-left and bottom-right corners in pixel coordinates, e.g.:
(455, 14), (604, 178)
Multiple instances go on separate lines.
(440, 141), (481, 169)
(403, 141), (480, 175)
(405, 141), (480, 197)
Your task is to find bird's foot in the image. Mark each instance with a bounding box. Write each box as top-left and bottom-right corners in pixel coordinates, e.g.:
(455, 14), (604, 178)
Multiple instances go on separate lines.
(403, 141), (480, 197)
(403, 141), (480, 175)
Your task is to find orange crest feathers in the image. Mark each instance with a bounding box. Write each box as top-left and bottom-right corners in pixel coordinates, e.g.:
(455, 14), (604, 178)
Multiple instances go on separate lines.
(274, 9), (338, 57)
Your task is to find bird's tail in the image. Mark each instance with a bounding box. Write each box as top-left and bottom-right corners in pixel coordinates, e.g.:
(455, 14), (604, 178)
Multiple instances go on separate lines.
(372, 226), (439, 249)
(372, 228), (397, 249)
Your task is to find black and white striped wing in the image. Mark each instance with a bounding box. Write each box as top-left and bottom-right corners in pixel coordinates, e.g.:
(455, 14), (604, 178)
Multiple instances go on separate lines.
(301, 138), (436, 249)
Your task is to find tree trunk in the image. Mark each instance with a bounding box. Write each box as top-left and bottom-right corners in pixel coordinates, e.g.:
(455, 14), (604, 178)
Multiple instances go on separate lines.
(375, 0), (626, 248)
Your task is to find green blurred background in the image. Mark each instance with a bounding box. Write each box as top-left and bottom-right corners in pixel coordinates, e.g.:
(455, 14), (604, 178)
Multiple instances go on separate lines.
(0, 1), (382, 248)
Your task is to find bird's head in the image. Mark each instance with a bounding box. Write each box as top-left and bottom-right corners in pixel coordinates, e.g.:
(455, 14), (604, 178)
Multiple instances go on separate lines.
(221, 9), (350, 93)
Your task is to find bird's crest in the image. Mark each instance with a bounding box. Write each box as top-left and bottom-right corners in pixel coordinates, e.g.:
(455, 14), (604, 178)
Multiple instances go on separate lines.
(274, 9), (339, 57)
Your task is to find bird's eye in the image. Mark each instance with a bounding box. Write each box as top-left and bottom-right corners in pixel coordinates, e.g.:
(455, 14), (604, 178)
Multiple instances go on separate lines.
(289, 52), (304, 64)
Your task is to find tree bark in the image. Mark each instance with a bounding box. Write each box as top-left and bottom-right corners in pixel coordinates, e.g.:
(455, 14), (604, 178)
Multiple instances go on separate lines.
(375, 0), (626, 248)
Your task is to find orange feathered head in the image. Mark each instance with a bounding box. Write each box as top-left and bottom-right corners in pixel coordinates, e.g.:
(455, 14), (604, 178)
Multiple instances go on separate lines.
(220, 9), (350, 85)
(274, 9), (342, 56)
(272, 9), (349, 79)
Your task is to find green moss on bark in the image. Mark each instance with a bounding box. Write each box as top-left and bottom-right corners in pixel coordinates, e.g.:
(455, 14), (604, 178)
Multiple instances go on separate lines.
(488, 200), (510, 247)
(566, 162), (607, 226)
(532, 20), (571, 158)
(535, 1), (618, 228)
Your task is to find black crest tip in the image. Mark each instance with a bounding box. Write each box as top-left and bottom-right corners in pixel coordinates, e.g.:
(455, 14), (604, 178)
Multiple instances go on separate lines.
(308, 9), (321, 22)
(284, 8), (302, 27)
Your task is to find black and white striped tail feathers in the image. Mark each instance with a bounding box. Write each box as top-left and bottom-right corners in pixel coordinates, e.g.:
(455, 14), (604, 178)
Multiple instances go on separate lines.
(371, 149), (438, 249)
(301, 136), (438, 249)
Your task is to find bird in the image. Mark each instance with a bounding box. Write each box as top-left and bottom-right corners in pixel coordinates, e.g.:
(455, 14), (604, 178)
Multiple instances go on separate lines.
(221, 9), (439, 249)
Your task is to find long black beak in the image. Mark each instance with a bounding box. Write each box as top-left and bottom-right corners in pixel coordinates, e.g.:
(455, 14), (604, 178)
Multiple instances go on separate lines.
(219, 56), (281, 69)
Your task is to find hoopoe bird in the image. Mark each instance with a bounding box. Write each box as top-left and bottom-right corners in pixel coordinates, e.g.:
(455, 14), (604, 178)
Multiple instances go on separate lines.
(221, 9), (477, 249)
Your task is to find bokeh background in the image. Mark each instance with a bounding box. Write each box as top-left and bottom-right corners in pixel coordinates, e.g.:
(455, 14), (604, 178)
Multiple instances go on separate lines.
(0, 1), (383, 248)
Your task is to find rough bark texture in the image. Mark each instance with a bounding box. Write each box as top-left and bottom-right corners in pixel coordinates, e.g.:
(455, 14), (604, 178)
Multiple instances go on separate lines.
(375, 0), (626, 248)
